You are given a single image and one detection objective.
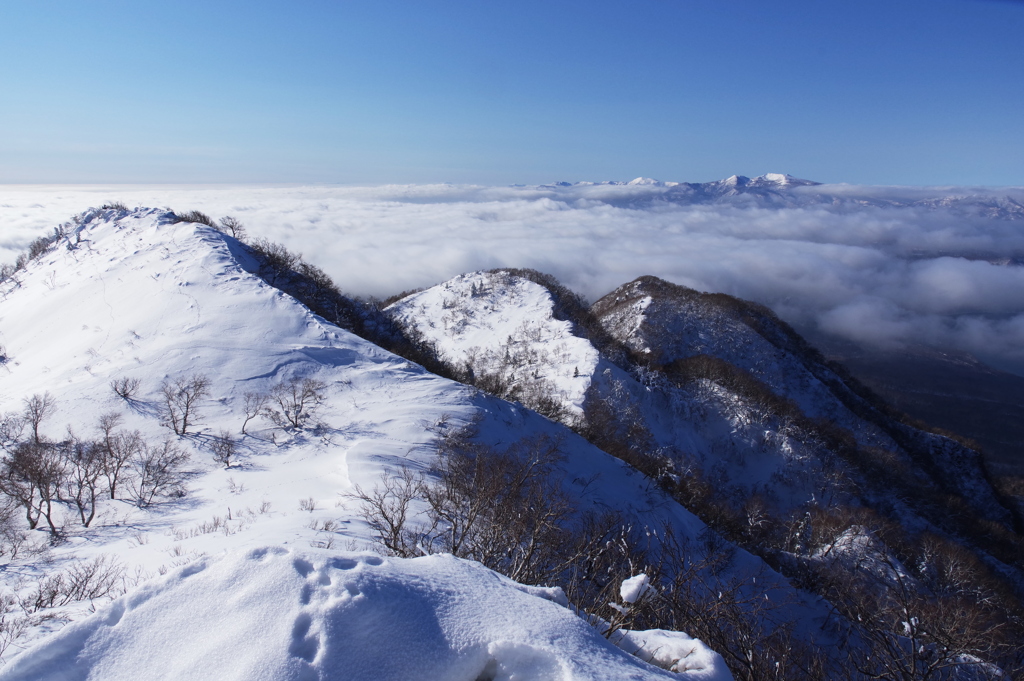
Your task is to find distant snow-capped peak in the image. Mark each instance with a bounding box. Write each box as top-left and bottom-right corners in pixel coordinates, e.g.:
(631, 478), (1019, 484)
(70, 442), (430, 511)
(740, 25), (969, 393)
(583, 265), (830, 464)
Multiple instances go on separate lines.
(553, 173), (818, 189)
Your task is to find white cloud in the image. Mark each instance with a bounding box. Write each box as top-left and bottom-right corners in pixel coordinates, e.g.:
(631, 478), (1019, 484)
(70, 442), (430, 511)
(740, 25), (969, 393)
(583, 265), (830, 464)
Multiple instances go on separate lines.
(2, 182), (1024, 374)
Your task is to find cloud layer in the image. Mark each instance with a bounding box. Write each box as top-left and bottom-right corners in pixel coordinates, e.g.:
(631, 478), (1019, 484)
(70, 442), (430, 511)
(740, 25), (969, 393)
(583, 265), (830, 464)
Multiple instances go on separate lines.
(3, 183), (1024, 374)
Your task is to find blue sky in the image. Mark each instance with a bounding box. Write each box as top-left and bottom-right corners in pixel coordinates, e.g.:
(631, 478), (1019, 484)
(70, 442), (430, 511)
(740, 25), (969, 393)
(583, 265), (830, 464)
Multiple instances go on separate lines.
(2, 0), (1022, 185)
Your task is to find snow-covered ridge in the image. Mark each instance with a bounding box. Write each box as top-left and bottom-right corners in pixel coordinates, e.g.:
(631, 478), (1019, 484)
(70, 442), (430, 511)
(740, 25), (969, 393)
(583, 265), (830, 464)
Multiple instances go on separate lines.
(0, 207), (740, 675)
(591, 275), (1013, 525)
(385, 271), (601, 419)
(2, 206), (1019, 679)
(385, 268), (1013, 532)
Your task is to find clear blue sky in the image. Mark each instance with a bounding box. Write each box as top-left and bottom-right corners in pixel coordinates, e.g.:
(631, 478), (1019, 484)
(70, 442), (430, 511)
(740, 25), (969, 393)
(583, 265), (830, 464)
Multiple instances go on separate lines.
(2, 0), (1022, 185)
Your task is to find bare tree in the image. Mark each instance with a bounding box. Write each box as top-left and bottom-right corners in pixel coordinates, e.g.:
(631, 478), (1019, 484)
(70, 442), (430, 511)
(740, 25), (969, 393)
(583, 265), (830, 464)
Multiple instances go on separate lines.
(241, 390), (269, 435)
(218, 216), (246, 240)
(352, 423), (581, 586)
(160, 375), (210, 435)
(0, 413), (25, 453)
(351, 466), (421, 557)
(22, 393), (55, 444)
(265, 377), (326, 429)
(0, 441), (66, 538)
(110, 376), (141, 402)
(59, 432), (105, 527)
(210, 430), (236, 468)
(101, 431), (143, 500)
(125, 440), (190, 507)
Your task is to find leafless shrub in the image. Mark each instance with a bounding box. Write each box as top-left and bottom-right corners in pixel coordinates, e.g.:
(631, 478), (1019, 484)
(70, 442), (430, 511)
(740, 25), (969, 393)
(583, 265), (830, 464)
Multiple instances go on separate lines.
(351, 466), (420, 557)
(170, 210), (216, 227)
(160, 374), (210, 435)
(210, 430), (236, 468)
(101, 201), (128, 212)
(299, 497), (319, 513)
(380, 287), (425, 307)
(248, 238), (299, 284)
(353, 422), (590, 586)
(295, 261), (338, 301)
(125, 440), (190, 507)
(264, 377), (326, 429)
(217, 215), (246, 240)
(649, 530), (828, 681)
(812, 533), (1016, 681)
(241, 390), (269, 435)
(0, 496), (33, 560)
(510, 378), (570, 423)
(25, 555), (126, 612)
(26, 236), (54, 262)
(0, 594), (29, 658)
(110, 376), (141, 401)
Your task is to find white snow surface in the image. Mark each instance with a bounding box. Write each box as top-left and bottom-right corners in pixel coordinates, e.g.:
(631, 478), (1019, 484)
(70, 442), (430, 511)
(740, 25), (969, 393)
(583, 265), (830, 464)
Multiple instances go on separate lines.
(619, 573), (650, 604)
(0, 546), (729, 681)
(613, 629), (730, 679)
(386, 271), (600, 417)
(0, 207), (729, 671)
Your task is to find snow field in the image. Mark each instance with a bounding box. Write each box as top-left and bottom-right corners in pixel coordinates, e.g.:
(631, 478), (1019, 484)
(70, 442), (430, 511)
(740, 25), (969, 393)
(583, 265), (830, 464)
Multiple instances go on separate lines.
(0, 547), (729, 681)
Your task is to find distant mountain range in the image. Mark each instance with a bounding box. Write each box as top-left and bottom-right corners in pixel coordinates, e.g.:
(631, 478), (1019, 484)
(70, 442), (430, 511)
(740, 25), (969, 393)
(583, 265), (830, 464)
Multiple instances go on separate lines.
(544, 173), (1024, 219)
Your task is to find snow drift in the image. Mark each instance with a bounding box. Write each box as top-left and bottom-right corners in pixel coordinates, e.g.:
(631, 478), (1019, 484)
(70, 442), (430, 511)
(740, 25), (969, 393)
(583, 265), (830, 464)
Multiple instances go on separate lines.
(0, 547), (730, 681)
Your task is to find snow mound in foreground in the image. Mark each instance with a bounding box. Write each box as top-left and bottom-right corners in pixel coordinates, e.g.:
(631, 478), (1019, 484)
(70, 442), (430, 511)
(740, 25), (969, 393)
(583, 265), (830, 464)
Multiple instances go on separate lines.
(0, 548), (730, 681)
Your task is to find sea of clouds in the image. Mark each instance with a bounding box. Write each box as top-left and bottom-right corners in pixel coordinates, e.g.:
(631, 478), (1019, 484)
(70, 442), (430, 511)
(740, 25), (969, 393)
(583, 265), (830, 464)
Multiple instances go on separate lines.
(3, 182), (1024, 375)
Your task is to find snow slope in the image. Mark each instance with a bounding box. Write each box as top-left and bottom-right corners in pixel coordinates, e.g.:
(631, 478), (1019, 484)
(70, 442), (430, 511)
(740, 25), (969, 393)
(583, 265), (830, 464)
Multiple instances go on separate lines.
(385, 271), (853, 512)
(386, 270), (604, 419)
(388, 270), (1015, 535)
(0, 547), (730, 681)
(591, 276), (1012, 525)
(0, 208), (732, 675)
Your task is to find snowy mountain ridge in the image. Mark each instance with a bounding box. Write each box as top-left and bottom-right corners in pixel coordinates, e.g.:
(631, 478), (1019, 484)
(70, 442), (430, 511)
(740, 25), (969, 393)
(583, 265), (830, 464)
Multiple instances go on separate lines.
(0, 206), (1020, 679)
(388, 269), (1012, 532)
(546, 173), (1024, 218)
(0, 207), (743, 679)
(385, 267), (1024, 677)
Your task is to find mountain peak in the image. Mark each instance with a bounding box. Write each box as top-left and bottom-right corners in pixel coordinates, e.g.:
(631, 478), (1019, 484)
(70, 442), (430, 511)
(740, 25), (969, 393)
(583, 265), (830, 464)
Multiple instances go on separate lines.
(749, 173), (819, 187)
